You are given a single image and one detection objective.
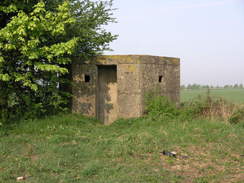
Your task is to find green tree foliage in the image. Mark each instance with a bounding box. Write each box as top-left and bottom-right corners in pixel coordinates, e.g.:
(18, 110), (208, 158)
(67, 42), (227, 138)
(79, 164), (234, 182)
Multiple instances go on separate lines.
(0, 0), (116, 124)
(69, 0), (117, 58)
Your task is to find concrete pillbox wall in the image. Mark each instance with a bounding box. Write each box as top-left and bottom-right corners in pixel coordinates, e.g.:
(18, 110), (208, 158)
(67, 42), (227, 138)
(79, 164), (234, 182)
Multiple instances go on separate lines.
(72, 55), (180, 124)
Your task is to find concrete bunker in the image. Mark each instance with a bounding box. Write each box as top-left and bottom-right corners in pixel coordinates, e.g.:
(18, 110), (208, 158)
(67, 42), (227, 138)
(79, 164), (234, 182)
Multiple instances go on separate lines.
(72, 55), (180, 124)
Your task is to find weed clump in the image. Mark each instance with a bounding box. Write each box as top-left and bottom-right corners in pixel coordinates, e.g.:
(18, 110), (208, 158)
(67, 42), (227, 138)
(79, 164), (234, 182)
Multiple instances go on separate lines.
(145, 94), (180, 120)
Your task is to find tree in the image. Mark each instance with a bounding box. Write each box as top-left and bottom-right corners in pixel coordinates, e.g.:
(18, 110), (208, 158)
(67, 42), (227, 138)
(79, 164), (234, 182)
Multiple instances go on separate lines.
(0, 0), (116, 124)
(69, 0), (117, 58)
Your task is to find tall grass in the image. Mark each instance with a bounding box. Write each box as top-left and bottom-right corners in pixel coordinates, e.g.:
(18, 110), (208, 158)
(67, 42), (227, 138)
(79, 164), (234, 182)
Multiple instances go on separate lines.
(146, 94), (244, 124)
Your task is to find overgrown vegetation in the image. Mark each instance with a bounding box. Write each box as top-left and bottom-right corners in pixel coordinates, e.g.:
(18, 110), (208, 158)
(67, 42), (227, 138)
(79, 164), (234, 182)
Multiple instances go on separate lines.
(145, 94), (181, 120)
(0, 0), (116, 125)
(146, 94), (244, 124)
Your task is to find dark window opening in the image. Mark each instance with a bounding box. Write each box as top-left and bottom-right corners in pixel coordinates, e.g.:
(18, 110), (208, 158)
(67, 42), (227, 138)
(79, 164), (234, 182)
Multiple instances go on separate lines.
(85, 75), (91, 82)
(159, 75), (163, 83)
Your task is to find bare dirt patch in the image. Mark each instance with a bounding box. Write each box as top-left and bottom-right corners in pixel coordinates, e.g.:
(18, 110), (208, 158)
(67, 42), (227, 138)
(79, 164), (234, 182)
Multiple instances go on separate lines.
(160, 145), (243, 183)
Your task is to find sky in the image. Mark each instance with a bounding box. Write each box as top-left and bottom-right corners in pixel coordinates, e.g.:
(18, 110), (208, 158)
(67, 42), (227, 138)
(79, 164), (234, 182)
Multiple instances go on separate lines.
(105, 0), (244, 86)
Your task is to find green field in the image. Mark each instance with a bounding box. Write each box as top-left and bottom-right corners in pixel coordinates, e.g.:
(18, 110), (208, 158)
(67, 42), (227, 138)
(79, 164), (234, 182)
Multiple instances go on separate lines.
(181, 88), (244, 104)
(0, 115), (243, 183)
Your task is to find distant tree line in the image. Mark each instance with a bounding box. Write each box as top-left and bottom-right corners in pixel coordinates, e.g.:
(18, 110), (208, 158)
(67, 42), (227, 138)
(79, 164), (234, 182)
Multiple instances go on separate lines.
(181, 84), (244, 89)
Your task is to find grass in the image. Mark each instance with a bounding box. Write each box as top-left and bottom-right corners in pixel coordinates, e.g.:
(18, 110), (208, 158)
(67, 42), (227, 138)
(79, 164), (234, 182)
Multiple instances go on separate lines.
(181, 88), (244, 104)
(0, 114), (243, 183)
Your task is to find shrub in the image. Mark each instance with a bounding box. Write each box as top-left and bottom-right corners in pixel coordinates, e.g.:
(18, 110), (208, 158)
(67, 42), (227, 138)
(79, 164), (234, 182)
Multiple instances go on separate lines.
(145, 94), (180, 120)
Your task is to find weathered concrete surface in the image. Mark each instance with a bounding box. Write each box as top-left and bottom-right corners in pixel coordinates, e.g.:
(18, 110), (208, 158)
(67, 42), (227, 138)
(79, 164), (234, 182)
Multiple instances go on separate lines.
(97, 65), (118, 125)
(72, 55), (180, 124)
(72, 64), (97, 117)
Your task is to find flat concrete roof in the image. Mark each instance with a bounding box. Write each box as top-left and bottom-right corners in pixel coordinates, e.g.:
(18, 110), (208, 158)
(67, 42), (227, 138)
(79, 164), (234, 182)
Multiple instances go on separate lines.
(83, 55), (180, 65)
